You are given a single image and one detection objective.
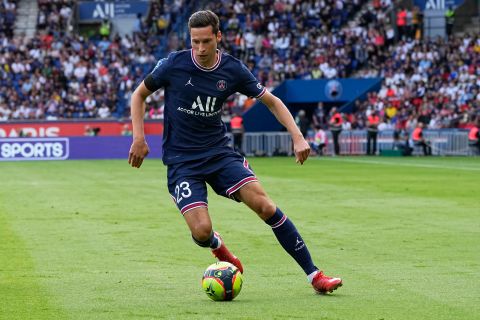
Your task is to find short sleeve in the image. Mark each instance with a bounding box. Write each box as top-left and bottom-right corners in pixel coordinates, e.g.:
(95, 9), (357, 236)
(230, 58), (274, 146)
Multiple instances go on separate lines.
(236, 62), (266, 99)
(144, 54), (173, 92)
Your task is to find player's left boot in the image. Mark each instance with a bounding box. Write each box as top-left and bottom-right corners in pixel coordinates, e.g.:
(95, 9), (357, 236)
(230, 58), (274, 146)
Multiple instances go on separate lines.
(311, 271), (342, 294)
(211, 232), (244, 273)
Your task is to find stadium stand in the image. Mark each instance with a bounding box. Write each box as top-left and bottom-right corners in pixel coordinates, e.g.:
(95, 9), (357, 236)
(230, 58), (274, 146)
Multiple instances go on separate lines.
(354, 33), (480, 132)
(0, 0), (478, 133)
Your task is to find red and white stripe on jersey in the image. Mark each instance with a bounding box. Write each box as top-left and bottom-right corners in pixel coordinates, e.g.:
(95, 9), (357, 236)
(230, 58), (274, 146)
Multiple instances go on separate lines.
(243, 157), (254, 175)
(190, 49), (222, 72)
(180, 201), (208, 215)
(255, 86), (267, 99)
(271, 214), (287, 229)
(243, 158), (249, 168)
(226, 176), (258, 197)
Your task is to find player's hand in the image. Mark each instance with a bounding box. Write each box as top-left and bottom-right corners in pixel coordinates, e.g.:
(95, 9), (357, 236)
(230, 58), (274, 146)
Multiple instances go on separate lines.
(128, 138), (150, 168)
(293, 137), (310, 165)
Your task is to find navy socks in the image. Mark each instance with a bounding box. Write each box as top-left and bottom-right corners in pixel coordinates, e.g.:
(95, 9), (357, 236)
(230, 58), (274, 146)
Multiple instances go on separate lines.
(192, 231), (220, 249)
(191, 208), (318, 277)
(265, 208), (318, 275)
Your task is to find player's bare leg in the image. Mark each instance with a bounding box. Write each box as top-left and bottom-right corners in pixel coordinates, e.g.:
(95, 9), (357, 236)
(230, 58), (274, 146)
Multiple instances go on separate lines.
(235, 181), (342, 293)
(184, 207), (243, 273)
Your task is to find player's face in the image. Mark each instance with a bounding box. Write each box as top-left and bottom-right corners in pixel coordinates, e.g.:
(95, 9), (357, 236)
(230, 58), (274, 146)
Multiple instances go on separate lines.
(190, 26), (221, 67)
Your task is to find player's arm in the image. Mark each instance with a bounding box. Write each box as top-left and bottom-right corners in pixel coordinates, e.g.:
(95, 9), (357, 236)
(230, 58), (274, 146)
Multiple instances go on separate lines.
(128, 81), (153, 168)
(259, 91), (310, 164)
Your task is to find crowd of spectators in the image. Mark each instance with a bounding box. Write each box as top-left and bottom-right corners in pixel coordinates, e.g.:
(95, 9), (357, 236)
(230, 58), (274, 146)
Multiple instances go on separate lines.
(211, 0), (478, 133)
(37, 0), (73, 34)
(352, 34), (480, 132)
(0, 0), (479, 132)
(0, 31), (159, 120)
(0, 0), (190, 121)
(208, 0), (398, 120)
(209, 0), (394, 85)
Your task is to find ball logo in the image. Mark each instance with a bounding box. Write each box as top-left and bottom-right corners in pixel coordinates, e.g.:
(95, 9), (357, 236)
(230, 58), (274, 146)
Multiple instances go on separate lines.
(216, 80), (227, 91)
(0, 138), (69, 161)
(325, 80), (343, 100)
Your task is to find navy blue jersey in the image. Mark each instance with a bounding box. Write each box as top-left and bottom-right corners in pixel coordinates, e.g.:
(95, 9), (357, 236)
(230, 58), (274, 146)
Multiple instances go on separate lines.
(144, 49), (266, 165)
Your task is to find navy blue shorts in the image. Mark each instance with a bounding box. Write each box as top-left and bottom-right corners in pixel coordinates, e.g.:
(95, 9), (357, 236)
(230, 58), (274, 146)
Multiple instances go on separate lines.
(167, 152), (257, 215)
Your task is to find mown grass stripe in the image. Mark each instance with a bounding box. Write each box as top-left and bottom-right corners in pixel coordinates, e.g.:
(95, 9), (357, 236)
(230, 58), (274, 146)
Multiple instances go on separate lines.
(0, 209), (65, 320)
(318, 157), (480, 171)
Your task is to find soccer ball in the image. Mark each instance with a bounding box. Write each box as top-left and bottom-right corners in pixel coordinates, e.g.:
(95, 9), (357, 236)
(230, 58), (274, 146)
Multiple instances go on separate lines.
(202, 261), (243, 301)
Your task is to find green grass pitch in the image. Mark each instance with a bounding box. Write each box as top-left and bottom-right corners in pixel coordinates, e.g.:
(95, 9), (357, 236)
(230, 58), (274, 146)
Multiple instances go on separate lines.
(1, 156), (479, 320)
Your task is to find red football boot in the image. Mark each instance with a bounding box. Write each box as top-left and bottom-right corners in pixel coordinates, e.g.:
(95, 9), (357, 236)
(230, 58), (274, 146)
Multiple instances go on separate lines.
(312, 271), (342, 294)
(211, 232), (244, 273)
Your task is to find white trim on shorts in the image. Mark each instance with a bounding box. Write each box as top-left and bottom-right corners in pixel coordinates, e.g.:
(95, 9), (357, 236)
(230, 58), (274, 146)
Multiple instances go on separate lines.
(180, 201), (208, 215)
(226, 176), (258, 198)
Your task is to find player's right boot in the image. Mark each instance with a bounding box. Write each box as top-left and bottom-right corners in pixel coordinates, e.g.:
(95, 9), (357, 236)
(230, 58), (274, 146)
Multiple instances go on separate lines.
(311, 271), (342, 294)
(211, 232), (244, 273)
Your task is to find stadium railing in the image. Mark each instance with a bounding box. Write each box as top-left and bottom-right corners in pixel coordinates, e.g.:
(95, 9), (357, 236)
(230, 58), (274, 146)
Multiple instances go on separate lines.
(237, 130), (474, 157)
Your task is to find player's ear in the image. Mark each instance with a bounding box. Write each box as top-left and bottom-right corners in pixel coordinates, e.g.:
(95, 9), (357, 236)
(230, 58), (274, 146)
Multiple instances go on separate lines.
(216, 31), (222, 43)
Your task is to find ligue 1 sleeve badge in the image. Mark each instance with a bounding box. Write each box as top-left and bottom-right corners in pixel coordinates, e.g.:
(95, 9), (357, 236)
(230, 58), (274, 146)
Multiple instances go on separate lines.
(216, 80), (227, 91)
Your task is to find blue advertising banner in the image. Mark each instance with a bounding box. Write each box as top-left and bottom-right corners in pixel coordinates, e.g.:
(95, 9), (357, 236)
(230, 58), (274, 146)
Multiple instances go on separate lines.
(67, 135), (162, 160)
(413, 0), (464, 10)
(78, 1), (149, 21)
(0, 135), (162, 161)
(0, 138), (69, 161)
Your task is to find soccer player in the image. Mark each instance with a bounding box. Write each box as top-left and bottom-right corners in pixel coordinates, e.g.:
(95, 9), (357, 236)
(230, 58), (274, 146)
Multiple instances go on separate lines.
(128, 10), (342, 294)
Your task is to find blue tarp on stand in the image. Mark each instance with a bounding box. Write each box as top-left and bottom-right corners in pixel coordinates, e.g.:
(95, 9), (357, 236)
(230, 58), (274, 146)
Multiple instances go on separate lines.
(243, 78), (382, 132)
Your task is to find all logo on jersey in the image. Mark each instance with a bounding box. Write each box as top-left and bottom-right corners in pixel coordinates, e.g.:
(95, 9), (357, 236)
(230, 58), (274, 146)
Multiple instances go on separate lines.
(177, 96), (221, 117)
(216, 80), (227, 91)
(192, 96), (217, 112)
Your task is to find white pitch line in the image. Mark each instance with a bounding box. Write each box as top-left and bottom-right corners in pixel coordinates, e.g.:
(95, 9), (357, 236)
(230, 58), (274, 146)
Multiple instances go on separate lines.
(318, 157), (480, 171)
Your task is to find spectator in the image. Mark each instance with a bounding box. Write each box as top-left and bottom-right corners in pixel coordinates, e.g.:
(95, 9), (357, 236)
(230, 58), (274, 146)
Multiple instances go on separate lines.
(445, 6), (455, 38)
(329, 107), (343, 156)
(412, 123), (432, 155)
(468, 119), (480, 155)
(84, 125), (95, 136)
(295, 109), (310, 138)
(393, 129), (413, 156)
(396, 7), (407, 40)
(97, 103), (111, 118)
(121, 124), (133, 136)
(311, 125), (327, 156)
(230, 113), (244, 155)
(99, 19), (111, 39)
(366, 110), (380, 155)
(312, 102), (325, 128)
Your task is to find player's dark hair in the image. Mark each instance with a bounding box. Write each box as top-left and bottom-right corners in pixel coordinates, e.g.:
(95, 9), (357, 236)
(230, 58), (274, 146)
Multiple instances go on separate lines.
(188, 10), (219, 34)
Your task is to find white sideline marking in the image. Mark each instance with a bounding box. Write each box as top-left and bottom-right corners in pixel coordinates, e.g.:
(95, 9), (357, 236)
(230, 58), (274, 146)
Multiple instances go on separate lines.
(318, 157), (480, 172)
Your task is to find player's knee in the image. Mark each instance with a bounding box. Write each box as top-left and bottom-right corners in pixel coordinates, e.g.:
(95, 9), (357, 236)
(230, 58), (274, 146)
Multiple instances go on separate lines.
(191, 222), (212, 242)
(256, 198), (276, 220)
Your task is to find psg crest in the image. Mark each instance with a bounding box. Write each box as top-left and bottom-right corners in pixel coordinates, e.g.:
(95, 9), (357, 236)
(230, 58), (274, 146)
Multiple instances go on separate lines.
(325, 80), (343, 100)
(216, 80), (227, 91)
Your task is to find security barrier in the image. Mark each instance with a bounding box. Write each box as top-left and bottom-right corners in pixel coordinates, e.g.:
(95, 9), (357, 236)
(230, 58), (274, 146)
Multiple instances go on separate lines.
(2, 131), (474, 161)
(243, 132), (293, 156)
(241, 130), (475, 156)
